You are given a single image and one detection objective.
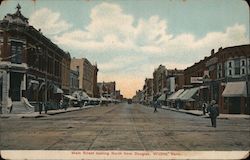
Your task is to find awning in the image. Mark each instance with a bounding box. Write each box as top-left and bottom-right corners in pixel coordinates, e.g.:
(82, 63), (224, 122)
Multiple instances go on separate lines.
(64, 95), (77, 100)
(88, 97), (99, 101)
(222, 81), (247, 97)
(167, 89), (184, 101)
(199, 85), (209, 89)
(178, 87), (199, 101)
(157, 94), (166, 101)
(72, 91), (89, 101)
(53, 85), (63, 94)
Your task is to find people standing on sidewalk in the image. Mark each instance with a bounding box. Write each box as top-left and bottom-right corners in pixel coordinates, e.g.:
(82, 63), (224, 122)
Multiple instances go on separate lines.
(59, 99), (63, 110)
(202, 102), (208, 115)
(207, 100), (219, 128)
(44, 102), (48, 114)
(39, 102), (43, 114)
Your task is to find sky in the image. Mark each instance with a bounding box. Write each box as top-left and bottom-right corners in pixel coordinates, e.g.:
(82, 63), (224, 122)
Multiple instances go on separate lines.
(0, 0), (249, 98)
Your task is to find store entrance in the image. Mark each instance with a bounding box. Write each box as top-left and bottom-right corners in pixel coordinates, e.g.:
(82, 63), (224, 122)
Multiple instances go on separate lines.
(228, 97), (241, 114)
(10, 72), (23, 101)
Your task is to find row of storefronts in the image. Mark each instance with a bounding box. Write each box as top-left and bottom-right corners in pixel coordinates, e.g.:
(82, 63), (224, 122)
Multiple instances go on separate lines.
(133, 45), (250, 114)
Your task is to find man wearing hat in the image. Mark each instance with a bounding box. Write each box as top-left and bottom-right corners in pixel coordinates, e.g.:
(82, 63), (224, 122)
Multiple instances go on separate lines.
(207, 100), (219, 127)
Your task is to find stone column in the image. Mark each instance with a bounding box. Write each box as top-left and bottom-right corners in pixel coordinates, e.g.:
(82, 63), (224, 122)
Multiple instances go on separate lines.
(21, 73), (26, 98)
(2, 71), (10, 113)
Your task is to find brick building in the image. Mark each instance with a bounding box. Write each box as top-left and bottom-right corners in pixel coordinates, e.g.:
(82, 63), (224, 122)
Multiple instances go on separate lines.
(153, 64), (167, 99)
(0, 4), (71, 113)
(70, 58), (98, 97)
(144, 78), (153, 105)
(184, 45), (250, 114)
(97, 81), (116, 99)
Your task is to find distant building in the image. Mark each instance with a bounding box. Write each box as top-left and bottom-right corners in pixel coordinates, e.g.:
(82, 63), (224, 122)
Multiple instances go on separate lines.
(144, 78), (153, 104)
(166, 69), (184, 93)
(98, 81), (116, 99)
(69, 69), (79, 94)
(71, 58), (98, 97)
(153, 64), (167, 98)
(132, 90), (144, 103)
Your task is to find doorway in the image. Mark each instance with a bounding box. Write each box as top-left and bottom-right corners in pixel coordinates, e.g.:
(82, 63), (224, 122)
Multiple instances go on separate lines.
(228, 97), (241, 114)
(10, 72), (23, 101)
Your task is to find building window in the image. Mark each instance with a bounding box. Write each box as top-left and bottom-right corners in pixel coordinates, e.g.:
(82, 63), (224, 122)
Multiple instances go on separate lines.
(229, 70), (232, 76)
(234, 59), (240, 75)
(228, 61), (232, 68)
(242, 60), (245, 66)
(218, 64), (222, 70)
(242, 68), (245, 75)
(11, 41), (23, 64)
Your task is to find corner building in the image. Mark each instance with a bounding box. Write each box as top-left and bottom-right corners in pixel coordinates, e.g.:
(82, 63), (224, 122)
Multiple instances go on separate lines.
(0, 5), (71, 112)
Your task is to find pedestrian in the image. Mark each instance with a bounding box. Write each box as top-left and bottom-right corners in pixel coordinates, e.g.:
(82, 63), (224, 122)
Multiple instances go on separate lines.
(59, 99), (63, 110)
(202, 102), (207, 115)
(207, 100), (219, 128)
(44, 102), (48, 114)
(154, 101), (158, 113)
(39, 102), (43, 114)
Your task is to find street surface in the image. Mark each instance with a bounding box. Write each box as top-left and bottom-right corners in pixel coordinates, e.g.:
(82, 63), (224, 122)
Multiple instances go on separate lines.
(0, 103), (249, 150)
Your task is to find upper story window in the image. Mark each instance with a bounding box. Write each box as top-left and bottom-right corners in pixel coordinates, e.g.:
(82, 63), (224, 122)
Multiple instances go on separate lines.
(242, 68), (245, 75)
(229, 70), (232, 76)
(10, 41), (23, 64)
(228, 61), (232, 68)
(234, 59), (240, 75)
(241, 60), (245, 66)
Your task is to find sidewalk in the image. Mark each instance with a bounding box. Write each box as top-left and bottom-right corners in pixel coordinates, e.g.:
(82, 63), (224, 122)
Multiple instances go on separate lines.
(161, 106), (250, 120)
(0, 105), (99, 119)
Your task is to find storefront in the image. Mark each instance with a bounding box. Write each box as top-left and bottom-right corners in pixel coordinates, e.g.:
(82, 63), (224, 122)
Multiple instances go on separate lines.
(222, 81), (247, 114)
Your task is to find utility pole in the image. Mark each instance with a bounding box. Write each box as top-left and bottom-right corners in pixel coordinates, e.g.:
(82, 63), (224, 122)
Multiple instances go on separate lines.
(244, 0), (250, 112)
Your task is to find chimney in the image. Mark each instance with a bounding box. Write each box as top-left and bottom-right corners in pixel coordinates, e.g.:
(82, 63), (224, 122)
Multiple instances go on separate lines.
(211, 49), (214, 55)
(218, 47), (223, 52)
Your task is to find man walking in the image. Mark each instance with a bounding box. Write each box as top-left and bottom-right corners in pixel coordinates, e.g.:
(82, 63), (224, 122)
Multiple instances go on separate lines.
(154, 100), (158, 113)
(207, 100), (219, 127)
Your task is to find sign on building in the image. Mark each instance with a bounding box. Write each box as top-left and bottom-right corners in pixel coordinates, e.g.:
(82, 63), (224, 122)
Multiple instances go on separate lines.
(191, 77), (203, 84)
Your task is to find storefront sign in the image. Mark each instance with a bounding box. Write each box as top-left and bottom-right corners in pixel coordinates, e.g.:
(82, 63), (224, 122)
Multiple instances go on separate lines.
(191, 77), (203, 84)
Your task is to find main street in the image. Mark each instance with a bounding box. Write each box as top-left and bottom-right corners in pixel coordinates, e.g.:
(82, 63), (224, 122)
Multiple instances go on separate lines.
(0, 103), (249, 150)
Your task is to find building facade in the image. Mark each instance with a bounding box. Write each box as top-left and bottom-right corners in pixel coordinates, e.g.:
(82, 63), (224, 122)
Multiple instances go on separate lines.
(153, 64), (167, 98)
(144, 78), (153, 104)
(184, 45), (250, 114)
(97, 81), (116, 99)
(71, 58), (98, 97)
(0, 5), (70, 112)
(69, 69), (79, 94)
(166, 69), (184, 94)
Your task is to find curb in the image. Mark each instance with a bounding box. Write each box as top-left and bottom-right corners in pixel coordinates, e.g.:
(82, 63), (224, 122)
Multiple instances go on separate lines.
(2, 106), (99, 119)
(160, 106), (202, 116)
